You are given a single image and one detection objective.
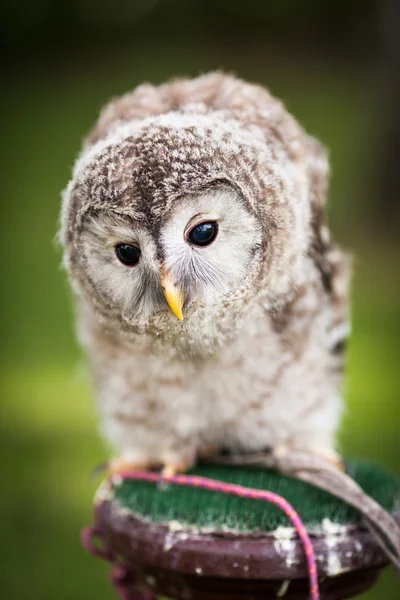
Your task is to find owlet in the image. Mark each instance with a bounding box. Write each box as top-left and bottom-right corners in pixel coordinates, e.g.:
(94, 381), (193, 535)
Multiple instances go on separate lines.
(60, 73), (349, 476)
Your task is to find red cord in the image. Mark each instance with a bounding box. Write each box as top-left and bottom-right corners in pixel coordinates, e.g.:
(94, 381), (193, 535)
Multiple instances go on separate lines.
(83, 471), (320, 600)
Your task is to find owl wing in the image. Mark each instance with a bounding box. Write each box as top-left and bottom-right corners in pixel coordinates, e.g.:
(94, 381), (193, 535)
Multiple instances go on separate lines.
(306, 135), (351, 358)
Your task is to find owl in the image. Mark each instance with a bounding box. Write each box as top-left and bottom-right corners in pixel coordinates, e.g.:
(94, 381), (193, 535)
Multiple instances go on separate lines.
(60, 72), (349, 476)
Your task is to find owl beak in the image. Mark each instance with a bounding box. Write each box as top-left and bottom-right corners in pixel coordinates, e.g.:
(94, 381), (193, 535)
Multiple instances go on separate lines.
(160, 268), (184, 321)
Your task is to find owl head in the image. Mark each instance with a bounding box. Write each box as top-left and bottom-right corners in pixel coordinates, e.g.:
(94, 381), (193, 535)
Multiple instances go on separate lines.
(61, 73), (329, 350)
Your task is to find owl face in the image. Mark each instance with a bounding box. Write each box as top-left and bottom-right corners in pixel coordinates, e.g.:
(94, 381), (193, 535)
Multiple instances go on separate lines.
(77, 185), (262, 327)
(63, 90), (320, 348)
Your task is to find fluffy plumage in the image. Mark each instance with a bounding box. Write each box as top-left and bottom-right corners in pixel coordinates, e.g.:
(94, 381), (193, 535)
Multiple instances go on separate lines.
(60, 72), (349, 472)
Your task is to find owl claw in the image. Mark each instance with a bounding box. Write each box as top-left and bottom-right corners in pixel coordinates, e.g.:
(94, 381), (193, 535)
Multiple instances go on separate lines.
(309, 449), (345, 471)
(108, 457), (160, 478)
(308, 451), (345, 472)
(161, 459), (194, 478)
(325, 451), (345, 472)
(274, 443), (345, 472)
(106, 457), (194, 479)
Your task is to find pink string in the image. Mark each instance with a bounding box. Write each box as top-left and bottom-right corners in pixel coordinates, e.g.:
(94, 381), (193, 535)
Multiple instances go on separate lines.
(82, 471), (320, 600)
(116, 471), (320, 600)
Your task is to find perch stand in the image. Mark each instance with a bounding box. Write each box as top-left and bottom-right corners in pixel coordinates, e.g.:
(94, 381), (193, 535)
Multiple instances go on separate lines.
(84, 461), (400, 599)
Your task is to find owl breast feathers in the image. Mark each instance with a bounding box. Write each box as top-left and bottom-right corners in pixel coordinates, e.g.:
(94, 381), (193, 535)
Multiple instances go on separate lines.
(61, 72), (350, 473)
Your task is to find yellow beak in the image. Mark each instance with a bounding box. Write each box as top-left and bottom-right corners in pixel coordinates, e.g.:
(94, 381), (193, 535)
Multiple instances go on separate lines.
(160, 268), (184, 321)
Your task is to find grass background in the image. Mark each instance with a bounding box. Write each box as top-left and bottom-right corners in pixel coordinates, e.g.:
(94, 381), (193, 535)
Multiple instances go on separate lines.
(1, 37), (399, 600)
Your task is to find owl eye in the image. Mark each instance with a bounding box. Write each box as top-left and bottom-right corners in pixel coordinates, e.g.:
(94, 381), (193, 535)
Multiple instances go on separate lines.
(187, 221), (218, 247)
(115, 243), (141, 267)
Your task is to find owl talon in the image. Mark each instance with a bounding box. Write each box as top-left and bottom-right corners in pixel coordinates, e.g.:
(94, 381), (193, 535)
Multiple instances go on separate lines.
(107, 457), (194, 479)
(161, 459), (194, 478)
(108, 457), (160, 478)
(324, 452), (345, 472)
(308, 448), (344, 471)
(274, 443), (345, 472)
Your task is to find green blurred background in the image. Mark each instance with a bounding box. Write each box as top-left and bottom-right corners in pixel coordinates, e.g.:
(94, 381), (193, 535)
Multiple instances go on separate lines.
(1, 1), (399, 598)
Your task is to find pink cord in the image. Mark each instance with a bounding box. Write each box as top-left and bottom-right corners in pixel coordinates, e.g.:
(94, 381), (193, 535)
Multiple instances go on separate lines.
(82, 471), (320, 600)
(117, 471), (320, 600)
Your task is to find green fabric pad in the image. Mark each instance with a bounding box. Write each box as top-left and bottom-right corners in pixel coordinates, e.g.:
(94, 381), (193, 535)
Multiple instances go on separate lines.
(112, 461), (400, 533)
